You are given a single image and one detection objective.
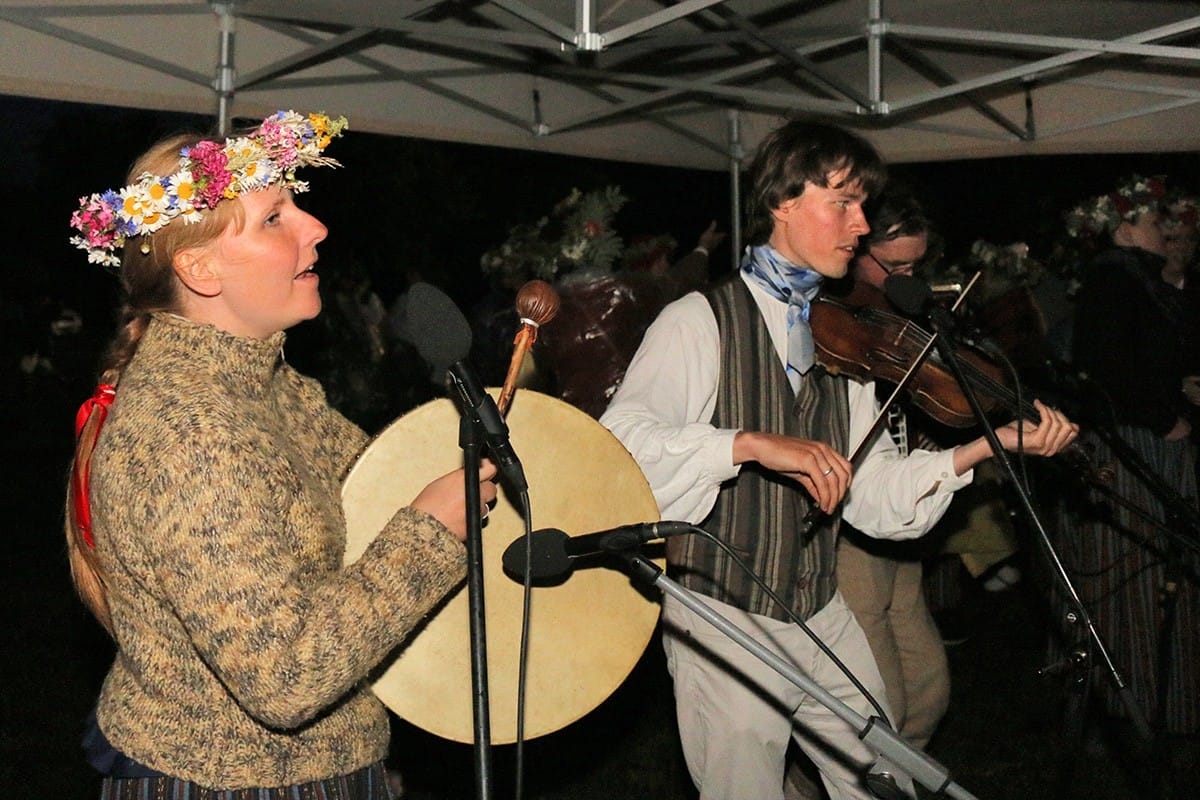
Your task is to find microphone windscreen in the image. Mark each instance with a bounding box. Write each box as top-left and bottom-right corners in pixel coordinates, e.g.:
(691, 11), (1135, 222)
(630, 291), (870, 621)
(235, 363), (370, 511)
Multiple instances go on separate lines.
(501, 528), (571, 580)
(388, 282), (473, 381)
(883, 274), (932, 316)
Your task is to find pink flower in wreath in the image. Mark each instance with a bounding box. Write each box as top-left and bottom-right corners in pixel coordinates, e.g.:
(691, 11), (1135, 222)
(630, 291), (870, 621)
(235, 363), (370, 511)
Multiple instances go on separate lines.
(184, 140), (232, 207)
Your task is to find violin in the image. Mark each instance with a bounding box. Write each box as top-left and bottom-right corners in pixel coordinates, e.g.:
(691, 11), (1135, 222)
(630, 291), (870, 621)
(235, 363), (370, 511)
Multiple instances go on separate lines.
(800, 281), (1106, 534)
(809, 282), (1040, 430)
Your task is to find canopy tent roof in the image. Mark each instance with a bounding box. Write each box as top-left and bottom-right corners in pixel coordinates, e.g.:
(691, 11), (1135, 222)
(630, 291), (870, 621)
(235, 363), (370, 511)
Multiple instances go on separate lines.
(1, 0), (1198, 171)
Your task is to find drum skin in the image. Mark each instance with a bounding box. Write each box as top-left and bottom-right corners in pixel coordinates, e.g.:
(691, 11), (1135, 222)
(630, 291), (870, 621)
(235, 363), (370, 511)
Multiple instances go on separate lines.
(342, 390), (662, 744)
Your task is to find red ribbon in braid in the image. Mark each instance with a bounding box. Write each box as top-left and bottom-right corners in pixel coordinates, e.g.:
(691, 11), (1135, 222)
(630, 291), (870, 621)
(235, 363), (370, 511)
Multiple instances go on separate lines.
(71, 384), (116, 548)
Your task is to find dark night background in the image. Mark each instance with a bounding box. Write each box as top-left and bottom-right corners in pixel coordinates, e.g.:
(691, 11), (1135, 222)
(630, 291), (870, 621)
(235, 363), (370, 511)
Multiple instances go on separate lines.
(2, 92), (1198, 798)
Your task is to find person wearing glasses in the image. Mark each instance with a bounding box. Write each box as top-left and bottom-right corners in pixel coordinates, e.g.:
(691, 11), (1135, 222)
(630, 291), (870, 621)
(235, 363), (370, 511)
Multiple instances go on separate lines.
(830, 186), (953, 753)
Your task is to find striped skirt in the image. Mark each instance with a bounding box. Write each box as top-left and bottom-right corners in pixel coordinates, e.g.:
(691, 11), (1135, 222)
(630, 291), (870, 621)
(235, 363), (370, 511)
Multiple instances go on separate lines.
(99, 762), (394, 800)
(1049, 425), (1200, 734)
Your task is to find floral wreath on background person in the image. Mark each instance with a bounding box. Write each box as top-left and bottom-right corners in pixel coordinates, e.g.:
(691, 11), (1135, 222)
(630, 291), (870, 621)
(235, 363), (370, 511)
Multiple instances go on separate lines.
(480, 185), (628, 289)
(69, 110), (348, 268)
(1161, 191), (1199, 234)
(1064, 173), (1167, 240)
(919, 239), (1045, 308)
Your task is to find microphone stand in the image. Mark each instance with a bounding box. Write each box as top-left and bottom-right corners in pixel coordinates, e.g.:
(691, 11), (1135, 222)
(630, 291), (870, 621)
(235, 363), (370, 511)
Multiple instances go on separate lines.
(1049, 378), (1200, 796)
(922, 305), (1154, 742)
(615, 550), (979, 800)
(1077, 411), (1200, 556)
(450, 390), (495, 800)
(1063, 461), (1200, 564)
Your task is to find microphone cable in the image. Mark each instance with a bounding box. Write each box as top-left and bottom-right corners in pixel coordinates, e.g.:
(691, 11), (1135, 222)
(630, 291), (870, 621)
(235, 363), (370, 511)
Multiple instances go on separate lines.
(681, 526), (893, 727)
(503, 518), (896, 793)
(519, 522), (894, 729)
(974, 338), (1033, 494)
(512, 490), (532, 800)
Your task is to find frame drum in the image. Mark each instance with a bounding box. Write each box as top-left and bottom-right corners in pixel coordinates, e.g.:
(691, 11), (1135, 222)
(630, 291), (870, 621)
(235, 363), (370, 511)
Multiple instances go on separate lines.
(342, 390), (662, 744)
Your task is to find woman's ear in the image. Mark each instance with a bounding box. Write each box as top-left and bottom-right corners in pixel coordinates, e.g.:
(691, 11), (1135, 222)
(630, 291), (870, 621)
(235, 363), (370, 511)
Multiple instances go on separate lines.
(172, 248), (221, 298)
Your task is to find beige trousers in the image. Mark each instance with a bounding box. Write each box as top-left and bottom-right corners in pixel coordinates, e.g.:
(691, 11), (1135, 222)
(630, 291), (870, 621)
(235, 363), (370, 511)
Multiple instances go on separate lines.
(835, 538), (951, 748)
(662, 591), (911, 800)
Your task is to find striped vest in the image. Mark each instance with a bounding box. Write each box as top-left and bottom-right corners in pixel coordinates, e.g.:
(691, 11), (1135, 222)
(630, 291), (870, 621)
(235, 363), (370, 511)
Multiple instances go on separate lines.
(668, 278), (848, 622)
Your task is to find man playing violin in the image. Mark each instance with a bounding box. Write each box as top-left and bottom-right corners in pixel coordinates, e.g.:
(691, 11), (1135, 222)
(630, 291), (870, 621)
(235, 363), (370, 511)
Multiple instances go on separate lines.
(601, 119), (1078, 800)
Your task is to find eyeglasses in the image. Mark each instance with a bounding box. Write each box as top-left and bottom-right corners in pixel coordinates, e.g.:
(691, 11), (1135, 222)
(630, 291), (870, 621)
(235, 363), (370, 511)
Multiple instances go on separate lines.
(864, 250), (916, 276)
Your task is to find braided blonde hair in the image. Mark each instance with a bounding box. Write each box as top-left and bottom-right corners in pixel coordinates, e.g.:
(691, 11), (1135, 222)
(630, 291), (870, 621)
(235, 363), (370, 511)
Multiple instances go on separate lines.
(65, 133), (244, 635)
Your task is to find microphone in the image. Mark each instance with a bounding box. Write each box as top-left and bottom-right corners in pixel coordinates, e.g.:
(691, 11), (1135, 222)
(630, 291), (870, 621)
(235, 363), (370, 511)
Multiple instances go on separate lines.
(446, 360), (527, 492)
(885, 275), (1009, 360)
(502, 521), (693, 580)
(882, 273), (933, 316)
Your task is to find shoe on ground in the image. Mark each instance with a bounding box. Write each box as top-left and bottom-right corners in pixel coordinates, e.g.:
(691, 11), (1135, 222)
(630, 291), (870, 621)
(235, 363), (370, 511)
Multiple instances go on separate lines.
(982, 564), (1021, 592)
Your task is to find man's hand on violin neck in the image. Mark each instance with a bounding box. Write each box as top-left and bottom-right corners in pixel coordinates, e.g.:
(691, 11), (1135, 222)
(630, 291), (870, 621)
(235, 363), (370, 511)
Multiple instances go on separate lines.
(999, 398), (1079, 456)
(951, 399), (1079, 475)
(733, 431), (851, 514)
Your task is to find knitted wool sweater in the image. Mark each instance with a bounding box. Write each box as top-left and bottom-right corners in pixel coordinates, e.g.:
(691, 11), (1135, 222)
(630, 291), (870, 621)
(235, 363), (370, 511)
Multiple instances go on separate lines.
(89, 313), (467, 788)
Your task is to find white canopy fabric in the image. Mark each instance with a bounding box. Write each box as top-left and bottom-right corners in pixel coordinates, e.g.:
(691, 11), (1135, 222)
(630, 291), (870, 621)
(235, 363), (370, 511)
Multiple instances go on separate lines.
(1, 0), (1197, 172)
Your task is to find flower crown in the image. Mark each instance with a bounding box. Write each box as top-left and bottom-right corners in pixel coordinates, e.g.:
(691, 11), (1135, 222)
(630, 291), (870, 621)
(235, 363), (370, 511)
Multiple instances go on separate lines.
(70, 110), (348, 267)
(1065, 174), (1166, 239)
(480, 186), (628, 289)
(919, 239), (1044, 306)
(1161, 193), (1199, 232)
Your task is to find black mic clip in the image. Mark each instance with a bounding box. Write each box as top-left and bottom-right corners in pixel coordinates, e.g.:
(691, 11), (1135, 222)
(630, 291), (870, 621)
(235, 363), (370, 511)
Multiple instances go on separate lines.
(446, 360), (527, 493)
(882, 273), (970, 343)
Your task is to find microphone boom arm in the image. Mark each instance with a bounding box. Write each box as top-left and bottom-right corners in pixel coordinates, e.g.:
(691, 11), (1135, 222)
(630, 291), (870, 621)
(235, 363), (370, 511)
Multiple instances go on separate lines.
(618, 551), (979, 800)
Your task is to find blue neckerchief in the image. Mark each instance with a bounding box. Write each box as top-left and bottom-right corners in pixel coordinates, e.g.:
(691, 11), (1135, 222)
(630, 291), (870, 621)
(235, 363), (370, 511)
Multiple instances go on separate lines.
(740, 244), (825, 388)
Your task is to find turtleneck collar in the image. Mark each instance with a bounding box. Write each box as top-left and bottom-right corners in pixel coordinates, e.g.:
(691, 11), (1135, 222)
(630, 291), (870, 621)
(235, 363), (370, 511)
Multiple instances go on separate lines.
(144, 312), (288, 395)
